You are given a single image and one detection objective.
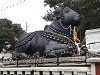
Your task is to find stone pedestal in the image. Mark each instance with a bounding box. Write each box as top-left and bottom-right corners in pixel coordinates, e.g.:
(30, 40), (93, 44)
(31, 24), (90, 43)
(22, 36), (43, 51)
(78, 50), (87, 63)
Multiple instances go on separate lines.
(87, 58), (100, 75)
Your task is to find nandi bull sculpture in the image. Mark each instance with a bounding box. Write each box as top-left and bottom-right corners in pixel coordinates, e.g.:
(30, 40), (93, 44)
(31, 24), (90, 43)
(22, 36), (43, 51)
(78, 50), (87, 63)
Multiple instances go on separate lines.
(15, 7), (86, 59)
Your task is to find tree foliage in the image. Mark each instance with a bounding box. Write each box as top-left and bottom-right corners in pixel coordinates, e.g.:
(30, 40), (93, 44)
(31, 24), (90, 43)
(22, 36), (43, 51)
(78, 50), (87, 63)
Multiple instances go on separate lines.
(0, 18), (25, 52)
(43, 0), (100, 41)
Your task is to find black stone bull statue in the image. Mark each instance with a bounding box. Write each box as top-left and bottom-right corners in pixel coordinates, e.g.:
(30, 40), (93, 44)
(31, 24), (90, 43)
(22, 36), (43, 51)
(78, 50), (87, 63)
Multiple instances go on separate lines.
(15, 7), (86, 59)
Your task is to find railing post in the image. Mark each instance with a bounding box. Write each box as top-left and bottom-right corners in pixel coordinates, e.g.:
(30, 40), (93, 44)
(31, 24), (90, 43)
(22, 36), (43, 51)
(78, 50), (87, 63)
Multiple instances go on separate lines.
(16, 58), (18, 67)
(56, 56), (59, 66)
(87, 58), (100, 75)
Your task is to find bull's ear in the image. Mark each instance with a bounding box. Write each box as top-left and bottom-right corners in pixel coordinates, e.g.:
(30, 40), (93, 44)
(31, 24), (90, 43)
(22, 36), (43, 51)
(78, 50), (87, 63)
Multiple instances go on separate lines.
(53, 7), (62, 18)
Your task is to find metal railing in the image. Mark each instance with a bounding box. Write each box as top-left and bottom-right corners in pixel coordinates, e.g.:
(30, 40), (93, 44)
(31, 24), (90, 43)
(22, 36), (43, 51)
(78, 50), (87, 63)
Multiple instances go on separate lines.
(0, 55), (89, 67)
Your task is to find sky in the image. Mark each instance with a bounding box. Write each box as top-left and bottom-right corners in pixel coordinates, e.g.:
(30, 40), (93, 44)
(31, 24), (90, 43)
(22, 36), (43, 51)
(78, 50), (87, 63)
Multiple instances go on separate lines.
(0, 0), (51, 32)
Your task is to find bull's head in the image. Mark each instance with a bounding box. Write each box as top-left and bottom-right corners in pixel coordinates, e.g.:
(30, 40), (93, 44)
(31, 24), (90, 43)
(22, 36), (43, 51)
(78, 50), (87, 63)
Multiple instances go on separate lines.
(54, 7), (85, 28)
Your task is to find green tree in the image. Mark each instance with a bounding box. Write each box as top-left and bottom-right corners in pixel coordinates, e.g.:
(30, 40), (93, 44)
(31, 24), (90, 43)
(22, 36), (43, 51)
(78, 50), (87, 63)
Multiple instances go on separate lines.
(43, 0), (100, 41)
(0, 18), (25, 52)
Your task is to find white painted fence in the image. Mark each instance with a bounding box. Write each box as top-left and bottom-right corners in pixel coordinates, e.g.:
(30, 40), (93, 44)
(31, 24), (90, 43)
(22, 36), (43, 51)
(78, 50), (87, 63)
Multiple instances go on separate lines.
(85, 28), (100, 53)
(0, 67), (91, 75)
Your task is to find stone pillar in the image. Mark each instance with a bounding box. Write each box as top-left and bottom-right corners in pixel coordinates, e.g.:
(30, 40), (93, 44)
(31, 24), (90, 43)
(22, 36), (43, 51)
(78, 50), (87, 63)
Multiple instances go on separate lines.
(87, 58), (100, 75)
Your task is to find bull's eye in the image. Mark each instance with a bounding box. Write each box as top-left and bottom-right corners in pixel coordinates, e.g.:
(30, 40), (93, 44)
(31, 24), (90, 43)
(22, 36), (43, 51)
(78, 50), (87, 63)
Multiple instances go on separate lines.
(64, 9), (69, 13)
(64, 7), (70, 13)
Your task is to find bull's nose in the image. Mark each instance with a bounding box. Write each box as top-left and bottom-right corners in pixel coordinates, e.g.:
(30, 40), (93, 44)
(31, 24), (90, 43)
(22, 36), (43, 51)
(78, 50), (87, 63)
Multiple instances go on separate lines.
(74, 14), (85, 21)
(79, 15), (85, 20)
